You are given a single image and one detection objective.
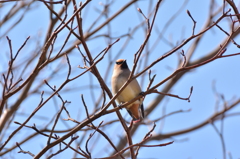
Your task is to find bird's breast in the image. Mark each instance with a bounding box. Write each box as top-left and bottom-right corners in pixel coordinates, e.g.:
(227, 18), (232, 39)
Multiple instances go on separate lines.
(112, 74), (141, 107)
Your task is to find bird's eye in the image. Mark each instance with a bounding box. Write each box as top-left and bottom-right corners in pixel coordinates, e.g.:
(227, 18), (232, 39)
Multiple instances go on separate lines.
(116, 61), (123, 65)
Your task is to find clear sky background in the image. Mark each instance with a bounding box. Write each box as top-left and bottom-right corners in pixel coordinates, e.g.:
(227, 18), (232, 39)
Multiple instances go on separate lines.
(0, 0), (240, 159)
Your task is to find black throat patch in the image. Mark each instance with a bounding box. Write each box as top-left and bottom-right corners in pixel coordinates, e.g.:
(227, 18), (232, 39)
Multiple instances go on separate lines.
(120, 60), (128, 69)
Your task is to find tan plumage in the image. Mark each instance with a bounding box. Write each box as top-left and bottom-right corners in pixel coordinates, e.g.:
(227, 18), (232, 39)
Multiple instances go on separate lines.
(111, 59), (144, 123)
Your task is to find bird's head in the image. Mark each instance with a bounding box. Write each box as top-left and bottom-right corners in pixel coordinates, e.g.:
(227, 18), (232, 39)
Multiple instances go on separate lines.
(115, 59), (128, 69)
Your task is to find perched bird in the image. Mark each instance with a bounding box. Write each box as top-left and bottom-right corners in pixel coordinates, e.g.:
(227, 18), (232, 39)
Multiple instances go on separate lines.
(111, 59), (144, 123)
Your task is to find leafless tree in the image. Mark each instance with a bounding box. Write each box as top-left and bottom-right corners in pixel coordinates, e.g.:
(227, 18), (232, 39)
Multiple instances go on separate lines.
(0, 0), (240, 159)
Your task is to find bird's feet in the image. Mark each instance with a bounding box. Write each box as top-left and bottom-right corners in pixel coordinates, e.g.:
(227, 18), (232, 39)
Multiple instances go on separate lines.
(118, 102), (124, 110)
(139, 92), (145, 101)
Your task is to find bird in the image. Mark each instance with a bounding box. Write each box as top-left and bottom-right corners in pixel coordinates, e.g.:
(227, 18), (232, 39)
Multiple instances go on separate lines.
(111, 59), (144, 123)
